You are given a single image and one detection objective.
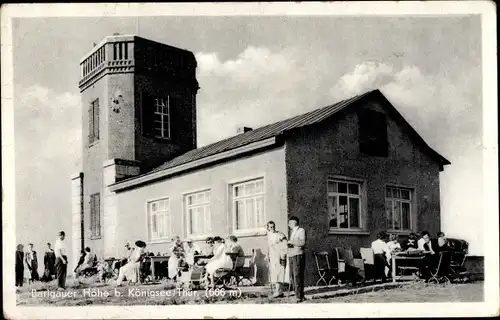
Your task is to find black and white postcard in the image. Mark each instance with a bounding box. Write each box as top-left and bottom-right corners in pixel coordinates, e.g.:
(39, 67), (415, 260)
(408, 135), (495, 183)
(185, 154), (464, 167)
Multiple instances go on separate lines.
(1, 2), (498, 319)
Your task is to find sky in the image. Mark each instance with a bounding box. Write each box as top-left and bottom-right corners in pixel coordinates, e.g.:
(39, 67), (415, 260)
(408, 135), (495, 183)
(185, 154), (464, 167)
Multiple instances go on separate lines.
(13, 15), (483, 267)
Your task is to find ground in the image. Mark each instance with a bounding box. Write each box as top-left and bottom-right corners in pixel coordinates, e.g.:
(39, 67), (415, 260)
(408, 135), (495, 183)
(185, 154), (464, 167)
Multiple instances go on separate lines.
(16, 277), (484, 306)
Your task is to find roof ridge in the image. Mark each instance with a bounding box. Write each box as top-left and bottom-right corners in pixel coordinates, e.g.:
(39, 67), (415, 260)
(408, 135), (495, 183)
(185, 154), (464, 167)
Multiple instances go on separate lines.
(149, 90), (376, 173)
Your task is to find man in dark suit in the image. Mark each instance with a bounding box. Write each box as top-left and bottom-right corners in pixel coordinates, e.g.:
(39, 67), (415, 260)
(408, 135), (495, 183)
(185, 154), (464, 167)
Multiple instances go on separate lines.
(15, 244), (25, 287)
(287, 216), (306, 303)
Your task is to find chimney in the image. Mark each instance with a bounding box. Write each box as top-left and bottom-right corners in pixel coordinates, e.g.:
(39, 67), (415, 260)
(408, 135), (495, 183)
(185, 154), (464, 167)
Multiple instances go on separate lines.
(237, 126), (253, 134)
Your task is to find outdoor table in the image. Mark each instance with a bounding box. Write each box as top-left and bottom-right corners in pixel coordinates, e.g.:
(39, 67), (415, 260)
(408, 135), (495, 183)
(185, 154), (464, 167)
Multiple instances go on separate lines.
(391, 252), (425, 283)
(146, 255), (170, 281)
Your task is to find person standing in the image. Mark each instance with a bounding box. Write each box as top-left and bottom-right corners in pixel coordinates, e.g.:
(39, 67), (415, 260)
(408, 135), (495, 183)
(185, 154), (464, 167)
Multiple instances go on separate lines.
(168, 236), (184, 280)
(25, 243), (40, 283)
(267, 221), (283, 297)
(371, 231), (391, 282)
(43, 242), (56, 281)
(54, 231), (68, 290)
(15, 244), (25, 287)
(287, 216), (306, 303)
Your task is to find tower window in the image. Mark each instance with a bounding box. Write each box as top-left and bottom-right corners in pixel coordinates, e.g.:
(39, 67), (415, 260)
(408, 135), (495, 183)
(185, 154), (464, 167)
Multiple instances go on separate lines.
(358, 109), (388, 157)
(154, 97), (171, 139)
(141, 93), (174, 140)
(88, 98), (99, 144)
(90, 193), (101, 239)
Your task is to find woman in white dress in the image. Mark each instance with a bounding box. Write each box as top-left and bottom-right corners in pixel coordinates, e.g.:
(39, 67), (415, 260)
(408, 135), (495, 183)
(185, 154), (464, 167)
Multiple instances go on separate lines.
(267, 221), (284, 297)
(203, 236), (233, 288)
(168, 236), (184, 280)
(116, 241), (146, 286)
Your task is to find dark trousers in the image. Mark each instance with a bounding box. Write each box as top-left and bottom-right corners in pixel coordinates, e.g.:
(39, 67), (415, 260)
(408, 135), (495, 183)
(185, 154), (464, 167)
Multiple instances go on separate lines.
(374, 254), (388, 281)
(16, 267), (24, 287)
(289, 254), (305, 300)
(55, 256), (68, 288)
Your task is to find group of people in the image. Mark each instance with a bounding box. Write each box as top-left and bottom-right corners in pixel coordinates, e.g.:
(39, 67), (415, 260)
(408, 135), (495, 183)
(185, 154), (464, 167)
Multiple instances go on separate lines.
(266, 216), (306, 303)
(166, 235), (245, 288)
(371, 230), (451, 281)
(112, 235), (246, 288)
(15, 231), (68, 290)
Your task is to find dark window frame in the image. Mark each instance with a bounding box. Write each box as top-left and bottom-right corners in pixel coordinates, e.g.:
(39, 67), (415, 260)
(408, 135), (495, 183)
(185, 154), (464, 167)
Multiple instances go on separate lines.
(358, 109), (388, 157)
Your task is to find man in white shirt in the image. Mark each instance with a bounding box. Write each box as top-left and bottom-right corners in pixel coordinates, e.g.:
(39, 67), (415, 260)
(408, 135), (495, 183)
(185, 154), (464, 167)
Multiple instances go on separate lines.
(287, 216), (306, 303)
(54, 231), (68, 290)
(417, 231), (435, 254)
(371, 231), (391, 281)
(417, 230), (436, 280)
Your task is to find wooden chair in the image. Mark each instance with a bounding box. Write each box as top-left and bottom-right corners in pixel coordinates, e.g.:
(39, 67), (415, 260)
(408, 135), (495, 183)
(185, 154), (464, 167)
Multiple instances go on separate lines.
(313, 251), (336, 286)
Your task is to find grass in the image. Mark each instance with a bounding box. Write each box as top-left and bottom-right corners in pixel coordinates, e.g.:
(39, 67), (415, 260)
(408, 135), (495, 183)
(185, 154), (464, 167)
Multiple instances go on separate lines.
(17, 277), (483, 305)
(308, 281), (484, 303)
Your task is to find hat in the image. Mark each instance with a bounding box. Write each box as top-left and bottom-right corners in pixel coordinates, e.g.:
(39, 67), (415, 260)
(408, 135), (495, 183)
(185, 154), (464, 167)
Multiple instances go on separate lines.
(135, 240), (147, 248)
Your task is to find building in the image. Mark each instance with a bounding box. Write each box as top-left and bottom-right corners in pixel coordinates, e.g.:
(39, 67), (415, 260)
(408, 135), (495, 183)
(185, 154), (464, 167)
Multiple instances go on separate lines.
(71, 34), (450, 285)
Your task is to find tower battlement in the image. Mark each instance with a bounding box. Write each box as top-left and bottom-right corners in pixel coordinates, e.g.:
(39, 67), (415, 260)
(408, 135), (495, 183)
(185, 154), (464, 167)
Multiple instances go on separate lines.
(79, 35), (198, 93)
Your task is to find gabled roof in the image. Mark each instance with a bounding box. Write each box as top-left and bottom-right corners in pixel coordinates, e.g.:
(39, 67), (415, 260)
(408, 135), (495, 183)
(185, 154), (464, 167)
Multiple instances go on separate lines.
(111, 89), (450, 191)
(151, 91), (372, 173)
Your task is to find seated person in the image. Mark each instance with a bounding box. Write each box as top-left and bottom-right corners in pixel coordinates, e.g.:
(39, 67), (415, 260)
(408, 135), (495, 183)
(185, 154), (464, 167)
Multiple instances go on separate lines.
(203, 236), (233, 288)
(75, 247), (94, 276)
(403, 233), (419, 251)
(417, 231), (437, 280)
(74, 249), (86, 274)
(418, 231), (435, 254)
(371, 231), (390, 281)
(204, 237), (215, 256)
(436, 231), (450, 252)
(387, 234), (402, 254)
(116, 240), (147, 286)
(184, 238), (202, 266)
(227, 235), (245, 268)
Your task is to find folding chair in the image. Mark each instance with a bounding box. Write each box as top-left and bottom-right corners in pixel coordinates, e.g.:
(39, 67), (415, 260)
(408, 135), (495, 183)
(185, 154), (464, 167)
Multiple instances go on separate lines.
(313, 251), (336, 286)
(428, 251), (452, 284)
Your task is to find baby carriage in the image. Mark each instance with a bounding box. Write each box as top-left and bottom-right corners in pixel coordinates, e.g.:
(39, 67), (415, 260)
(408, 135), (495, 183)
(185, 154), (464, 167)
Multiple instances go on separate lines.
(177, 264), (206, 291)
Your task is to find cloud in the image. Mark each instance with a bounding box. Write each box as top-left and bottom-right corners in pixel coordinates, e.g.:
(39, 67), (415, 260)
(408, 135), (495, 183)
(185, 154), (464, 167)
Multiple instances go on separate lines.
(330, 61), (482, 149)
(15, 85), (80, 254)
(194, 47), (333, 146)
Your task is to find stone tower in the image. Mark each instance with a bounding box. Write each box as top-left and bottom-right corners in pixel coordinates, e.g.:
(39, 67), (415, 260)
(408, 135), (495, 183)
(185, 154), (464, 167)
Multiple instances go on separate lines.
(71, 35), (199, 266)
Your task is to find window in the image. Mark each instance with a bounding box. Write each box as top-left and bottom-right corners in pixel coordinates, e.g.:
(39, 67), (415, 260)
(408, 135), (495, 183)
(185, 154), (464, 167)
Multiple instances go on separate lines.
(385, 186), (412, 230)
(328, 179), (362, 229)
(185, 190), (211, 236)
(141, 93), (174, 139)
(231, 178), (265, 231)
(148, 198), (171, 241)
(90, 193), (101, 238)
(358, 109), (388, 157)
(88, 99), (99, 144)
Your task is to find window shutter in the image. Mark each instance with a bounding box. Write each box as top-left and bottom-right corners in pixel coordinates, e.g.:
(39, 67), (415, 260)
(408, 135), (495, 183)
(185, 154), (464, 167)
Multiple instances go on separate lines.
(88, 104), (94, 144)
(95, 194), (100, 236)
(94, 99), (100, 140)
(141, 92), (154, 137)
